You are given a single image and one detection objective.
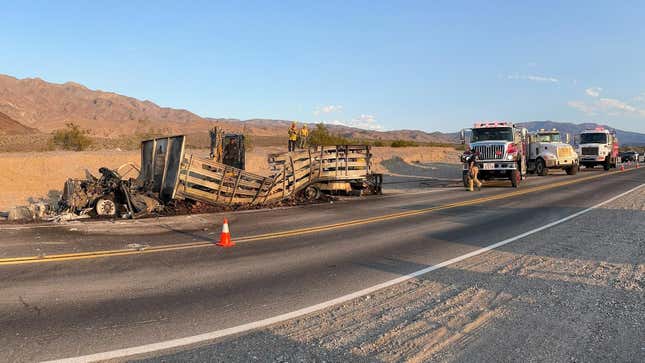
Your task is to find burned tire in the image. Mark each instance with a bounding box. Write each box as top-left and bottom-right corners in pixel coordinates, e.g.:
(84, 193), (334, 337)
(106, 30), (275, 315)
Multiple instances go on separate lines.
(510, 169), (521, 188)
(95, 198), (116, 216)
(565, 164), (579, 175)
(303, 185), (321, 200)
(536, 158), (548, 176)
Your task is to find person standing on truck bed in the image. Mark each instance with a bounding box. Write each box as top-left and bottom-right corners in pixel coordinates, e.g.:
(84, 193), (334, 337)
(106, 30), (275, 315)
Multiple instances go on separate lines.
(288, 122), (298, 152)
(299, 124), (309, 149)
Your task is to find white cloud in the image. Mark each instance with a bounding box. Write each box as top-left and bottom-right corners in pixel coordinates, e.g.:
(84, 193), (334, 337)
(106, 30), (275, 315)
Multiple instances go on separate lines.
(329, 114), (384, 131)
(598, 98), (643, 114)
(567, 101), (597, 116)
(585, 87), (602, 98)
(568, 95), (645, 118)
(313, 105), (343, 115)
(507, 74), (559, 83)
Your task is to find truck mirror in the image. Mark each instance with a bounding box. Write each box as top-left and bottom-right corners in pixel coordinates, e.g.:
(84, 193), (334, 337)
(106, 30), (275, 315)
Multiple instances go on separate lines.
(459, 129), (465, 144)
(521, 128), (527, 139)
(565, 133), (570, 144)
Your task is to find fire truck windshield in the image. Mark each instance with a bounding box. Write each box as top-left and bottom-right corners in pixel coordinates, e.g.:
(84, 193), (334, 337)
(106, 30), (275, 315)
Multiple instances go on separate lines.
(536, 133), (561, 142)
(580, 133), (607, 144)
(471, 127), (513, 142)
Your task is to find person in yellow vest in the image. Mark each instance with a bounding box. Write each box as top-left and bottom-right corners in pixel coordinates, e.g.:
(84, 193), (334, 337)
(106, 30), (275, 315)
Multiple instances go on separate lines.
(298, 124), (309, 149)
(288, 122), (298, 152)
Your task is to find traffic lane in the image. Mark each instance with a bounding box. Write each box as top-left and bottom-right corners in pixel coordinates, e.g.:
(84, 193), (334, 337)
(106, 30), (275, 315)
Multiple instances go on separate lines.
(0, 168), (632, 278)
(0, 168), (614, 258)
(1, 169), (641, 362)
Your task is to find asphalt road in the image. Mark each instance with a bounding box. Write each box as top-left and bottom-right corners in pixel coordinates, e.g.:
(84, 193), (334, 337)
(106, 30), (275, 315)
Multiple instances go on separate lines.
(0, 167), (643, 362)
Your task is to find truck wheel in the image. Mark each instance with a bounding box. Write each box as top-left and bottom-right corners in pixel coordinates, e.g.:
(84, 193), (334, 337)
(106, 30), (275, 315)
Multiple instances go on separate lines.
(603, 158), (611, 171)
(565, 164), (579, 175)
(462, 170), (469, 188)
(536, 159), (548, 176)
(510, 169), (521, 188)
(303, 185), (321, 200)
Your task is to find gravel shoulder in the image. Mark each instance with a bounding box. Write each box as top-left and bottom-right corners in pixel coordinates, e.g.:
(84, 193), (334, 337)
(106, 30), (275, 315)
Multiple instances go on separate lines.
(141, 185), (645, 362)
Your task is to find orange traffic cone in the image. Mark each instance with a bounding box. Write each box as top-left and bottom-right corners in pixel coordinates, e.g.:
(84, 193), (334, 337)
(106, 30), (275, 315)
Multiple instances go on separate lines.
(620, 164), (625, 171)
(216, 218), (235, 247)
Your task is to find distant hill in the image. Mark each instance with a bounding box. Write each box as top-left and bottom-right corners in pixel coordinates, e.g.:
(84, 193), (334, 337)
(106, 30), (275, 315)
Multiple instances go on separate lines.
(0, 74), (210, 136)
(0, 111), (37, 135)
(0, 74), (452, 143)
(207, 118), (455, 144)
(519, 121), (645, 146)
(1, 74), (643, 146)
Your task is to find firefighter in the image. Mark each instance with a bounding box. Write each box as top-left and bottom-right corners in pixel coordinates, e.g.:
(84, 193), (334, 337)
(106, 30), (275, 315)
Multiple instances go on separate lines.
(466, 153), (482, 192)
(298, 124), (309, 149)
(288, 122), (298, 152)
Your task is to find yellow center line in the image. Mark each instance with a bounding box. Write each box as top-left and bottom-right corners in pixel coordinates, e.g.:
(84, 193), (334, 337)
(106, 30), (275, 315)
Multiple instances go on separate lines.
(0, 167), (638, 266)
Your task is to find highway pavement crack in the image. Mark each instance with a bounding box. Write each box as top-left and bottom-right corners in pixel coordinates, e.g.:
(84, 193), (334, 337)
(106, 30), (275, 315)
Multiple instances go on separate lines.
(18, 295), (41, 317)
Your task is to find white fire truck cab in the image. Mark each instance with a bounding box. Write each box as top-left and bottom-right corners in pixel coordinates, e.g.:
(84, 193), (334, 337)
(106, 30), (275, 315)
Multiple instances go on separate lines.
(576, 127), (620, 170)
(527, 129), (579, 176)
(460, 121), (528, 188)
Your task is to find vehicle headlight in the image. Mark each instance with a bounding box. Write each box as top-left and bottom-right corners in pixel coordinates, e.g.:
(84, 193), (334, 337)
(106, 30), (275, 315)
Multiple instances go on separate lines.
(506, 155), (514, 160)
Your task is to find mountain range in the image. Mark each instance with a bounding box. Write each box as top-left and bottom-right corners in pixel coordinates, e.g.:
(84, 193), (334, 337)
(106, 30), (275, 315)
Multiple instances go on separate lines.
(1, 74), (644, 145)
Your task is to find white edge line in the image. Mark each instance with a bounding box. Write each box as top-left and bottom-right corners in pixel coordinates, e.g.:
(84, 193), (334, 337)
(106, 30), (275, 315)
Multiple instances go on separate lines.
(44, 183), (645, 363)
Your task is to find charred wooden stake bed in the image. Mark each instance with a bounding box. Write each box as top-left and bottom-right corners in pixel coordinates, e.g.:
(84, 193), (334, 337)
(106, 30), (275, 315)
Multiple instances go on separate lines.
(141, 135), (381, 207)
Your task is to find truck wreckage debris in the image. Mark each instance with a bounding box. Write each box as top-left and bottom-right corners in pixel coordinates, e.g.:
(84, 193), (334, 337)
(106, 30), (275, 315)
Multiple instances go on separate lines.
(7, 135), (382, 221)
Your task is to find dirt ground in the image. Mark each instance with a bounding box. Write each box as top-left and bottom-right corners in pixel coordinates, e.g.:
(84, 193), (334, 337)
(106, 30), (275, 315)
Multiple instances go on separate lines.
(145, 186), (645, 362)
(0, 146), (459, 211)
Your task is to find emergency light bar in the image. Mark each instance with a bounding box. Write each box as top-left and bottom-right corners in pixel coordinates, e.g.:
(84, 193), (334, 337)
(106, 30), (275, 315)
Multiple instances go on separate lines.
(474, 121), (513, 128)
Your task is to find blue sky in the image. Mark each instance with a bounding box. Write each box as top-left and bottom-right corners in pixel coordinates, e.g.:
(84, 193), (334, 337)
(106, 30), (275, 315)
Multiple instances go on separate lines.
(2, 0), (644, 132)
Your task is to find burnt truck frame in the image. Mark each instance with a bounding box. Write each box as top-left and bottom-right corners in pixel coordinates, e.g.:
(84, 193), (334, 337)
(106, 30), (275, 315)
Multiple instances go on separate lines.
(460, 121), (528, 188)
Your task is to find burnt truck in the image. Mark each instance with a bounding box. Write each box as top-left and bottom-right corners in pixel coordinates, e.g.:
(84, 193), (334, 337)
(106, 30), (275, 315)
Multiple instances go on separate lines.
(576, 127), (620, 170)
(527, 129), (579, 176)
(460, 121), (528, 188)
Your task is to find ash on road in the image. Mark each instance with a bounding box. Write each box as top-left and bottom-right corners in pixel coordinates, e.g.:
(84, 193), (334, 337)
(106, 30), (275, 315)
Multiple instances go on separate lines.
(143, 187), (645, 363)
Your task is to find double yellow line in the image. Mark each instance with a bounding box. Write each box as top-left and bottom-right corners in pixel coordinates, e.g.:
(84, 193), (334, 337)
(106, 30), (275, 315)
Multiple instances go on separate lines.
(0, 168), (638, 266)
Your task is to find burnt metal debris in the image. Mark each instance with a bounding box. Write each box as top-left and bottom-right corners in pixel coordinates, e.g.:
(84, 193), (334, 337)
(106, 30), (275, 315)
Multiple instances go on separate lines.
(59, 165), (162, 220)
(6, 134), (382, 222)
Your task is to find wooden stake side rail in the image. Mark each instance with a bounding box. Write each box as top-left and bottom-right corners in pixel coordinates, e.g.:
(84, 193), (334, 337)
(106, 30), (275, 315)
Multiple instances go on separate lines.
(174, 145), (371, 206)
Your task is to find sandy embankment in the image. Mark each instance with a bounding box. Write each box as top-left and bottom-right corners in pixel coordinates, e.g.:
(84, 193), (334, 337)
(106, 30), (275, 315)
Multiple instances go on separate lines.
(0, 146), (459, 211)
(370, 146), (460, 174)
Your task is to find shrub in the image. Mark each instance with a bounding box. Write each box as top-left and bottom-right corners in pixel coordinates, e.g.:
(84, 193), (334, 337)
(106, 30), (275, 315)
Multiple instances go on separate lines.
(50, 123), (93, 151)
(308, 123), (351, 146)
(390, 139), (419, 147)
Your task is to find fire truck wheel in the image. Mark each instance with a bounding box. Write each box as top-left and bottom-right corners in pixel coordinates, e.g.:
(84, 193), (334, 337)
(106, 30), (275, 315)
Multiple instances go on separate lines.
(510, 169), (521, 188)
(565, 164), (579, 175)
(536, 158), (548, 176)
(603, 157), (611, 171)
